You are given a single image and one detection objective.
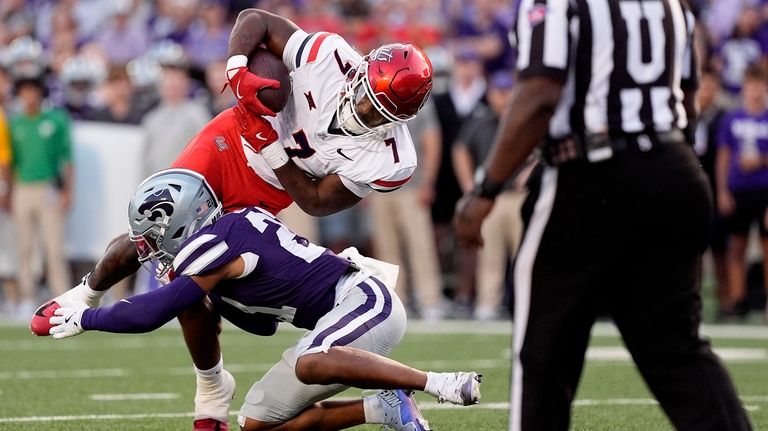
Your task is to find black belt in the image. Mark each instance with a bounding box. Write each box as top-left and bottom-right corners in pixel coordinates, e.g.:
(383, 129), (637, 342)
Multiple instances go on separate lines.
(543, 129), (686, 166)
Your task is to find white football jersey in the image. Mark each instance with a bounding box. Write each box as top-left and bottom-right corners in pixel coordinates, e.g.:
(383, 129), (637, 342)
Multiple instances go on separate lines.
(240, 30), (417, 198)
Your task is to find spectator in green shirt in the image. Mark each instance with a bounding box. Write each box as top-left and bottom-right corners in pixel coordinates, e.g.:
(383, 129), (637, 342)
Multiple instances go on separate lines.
(8, 76), (73, 316)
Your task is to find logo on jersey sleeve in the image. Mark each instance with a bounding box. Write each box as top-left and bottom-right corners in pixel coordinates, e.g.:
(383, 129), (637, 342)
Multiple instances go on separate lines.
(213, 135), (228, 151)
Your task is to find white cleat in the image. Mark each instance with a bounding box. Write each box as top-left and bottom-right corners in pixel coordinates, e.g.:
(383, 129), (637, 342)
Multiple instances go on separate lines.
(379, 389), (432, 431)
(436, 372), (482, 406)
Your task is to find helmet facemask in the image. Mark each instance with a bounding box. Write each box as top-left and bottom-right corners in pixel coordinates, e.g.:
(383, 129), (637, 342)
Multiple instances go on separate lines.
(336, 61), (403, 138)
(129, 222), (175, 278)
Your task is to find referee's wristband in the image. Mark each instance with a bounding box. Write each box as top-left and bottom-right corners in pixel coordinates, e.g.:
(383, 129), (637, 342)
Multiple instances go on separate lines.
(472, 168), (504, 200)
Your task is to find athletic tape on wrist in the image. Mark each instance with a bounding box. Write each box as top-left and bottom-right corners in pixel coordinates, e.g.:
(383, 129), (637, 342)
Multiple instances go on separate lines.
(226, 55), (248, 80)
(260, 143), (290, 169)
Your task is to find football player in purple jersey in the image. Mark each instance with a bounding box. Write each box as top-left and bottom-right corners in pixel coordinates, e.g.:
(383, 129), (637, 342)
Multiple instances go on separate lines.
(49, 169), (481, 431)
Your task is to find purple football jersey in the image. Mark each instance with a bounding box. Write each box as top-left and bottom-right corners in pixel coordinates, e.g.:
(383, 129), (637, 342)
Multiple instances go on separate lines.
(717, 108), (768, 191)
(172, 207), (352, 329)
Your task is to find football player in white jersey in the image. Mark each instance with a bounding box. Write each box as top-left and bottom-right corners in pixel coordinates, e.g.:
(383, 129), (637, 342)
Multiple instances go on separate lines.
(35, 9), (435, 431)
(226, 8), (433, 216)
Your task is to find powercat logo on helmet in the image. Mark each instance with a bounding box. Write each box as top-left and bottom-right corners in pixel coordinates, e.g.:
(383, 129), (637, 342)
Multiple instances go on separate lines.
(138, 188), (175, 222)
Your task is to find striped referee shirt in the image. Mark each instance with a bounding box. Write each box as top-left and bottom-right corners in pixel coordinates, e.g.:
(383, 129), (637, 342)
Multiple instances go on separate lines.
(515, 0), (697, 139)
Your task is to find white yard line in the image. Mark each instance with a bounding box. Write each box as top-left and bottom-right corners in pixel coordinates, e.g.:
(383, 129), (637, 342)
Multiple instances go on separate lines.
(0, 368), (128, 380)
(90, 393), (179, 401)
(0, 412), (196, 423)
(585, 346), (768, 362)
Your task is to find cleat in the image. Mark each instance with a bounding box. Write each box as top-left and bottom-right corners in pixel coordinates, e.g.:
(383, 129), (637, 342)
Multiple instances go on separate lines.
(193, 418), (228, 431)
(436, 372), (482, 406)
(194, 370), (235, 429)
(379, 389), (431, 431)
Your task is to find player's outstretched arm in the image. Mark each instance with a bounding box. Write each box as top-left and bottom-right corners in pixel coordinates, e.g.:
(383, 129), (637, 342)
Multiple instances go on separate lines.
(273, 163), (362, 216)
(50, 257), (245, 338)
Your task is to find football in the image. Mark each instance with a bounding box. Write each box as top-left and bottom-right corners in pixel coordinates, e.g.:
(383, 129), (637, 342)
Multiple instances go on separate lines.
(248, 48), (292, 114)
(29, 300), (60, 336)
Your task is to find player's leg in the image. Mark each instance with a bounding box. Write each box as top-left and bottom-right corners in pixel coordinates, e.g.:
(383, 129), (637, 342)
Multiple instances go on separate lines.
(241, 392), (430, 431)
(178, 296), (233, 427)
(240, 400), (365, 431)
(294, 274), (480, 406)
(295, 345), (427, 389)
(238, 347), (430, 431)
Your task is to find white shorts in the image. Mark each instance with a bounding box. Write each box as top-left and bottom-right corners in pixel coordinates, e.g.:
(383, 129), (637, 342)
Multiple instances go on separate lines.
(237, 266), (407, 424)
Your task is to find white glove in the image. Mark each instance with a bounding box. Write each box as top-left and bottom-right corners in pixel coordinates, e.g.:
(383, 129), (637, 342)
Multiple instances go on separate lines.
(55, 272), (105, 308)
(49, 298), (89, 339)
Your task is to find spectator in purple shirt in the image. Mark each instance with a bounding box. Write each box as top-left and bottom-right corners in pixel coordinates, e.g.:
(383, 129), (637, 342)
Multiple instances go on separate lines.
(95, 0), (149, 65)
(716, 64), (768, 317)
(712, 6), (768, 96)
(183, 0), (232, 69)
(451, 0), (514, 74)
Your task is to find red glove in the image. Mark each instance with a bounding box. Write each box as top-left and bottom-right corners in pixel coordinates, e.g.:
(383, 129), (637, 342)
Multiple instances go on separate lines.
(225, 55), (280, 117)
(233, 105), (279, 152)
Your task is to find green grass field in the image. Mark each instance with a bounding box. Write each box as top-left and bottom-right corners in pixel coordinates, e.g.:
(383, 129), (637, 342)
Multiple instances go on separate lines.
(0, 320), (765, 431)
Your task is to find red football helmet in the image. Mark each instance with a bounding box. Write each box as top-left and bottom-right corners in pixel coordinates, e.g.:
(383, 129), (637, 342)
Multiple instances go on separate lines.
(337, 43), (433, 137)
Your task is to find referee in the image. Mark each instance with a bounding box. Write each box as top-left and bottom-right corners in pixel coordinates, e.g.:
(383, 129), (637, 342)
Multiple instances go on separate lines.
(454, 1), (753, 430)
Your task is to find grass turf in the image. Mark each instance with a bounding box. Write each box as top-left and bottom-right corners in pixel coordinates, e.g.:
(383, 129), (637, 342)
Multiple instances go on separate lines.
(0, 321), (765, 430)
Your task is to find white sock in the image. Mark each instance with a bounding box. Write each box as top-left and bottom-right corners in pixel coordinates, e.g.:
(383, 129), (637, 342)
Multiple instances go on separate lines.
(195, 356), (224, 389)
(194, 356), (231, 421)
(363, 394), (385, 424)
(424, 371), (442, 398)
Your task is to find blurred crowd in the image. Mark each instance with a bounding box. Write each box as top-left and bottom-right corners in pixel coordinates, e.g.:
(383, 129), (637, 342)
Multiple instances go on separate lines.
(0, 0), (766, 322)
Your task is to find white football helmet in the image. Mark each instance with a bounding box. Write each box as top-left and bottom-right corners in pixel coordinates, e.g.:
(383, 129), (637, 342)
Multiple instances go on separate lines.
(127, 169), (222, 277)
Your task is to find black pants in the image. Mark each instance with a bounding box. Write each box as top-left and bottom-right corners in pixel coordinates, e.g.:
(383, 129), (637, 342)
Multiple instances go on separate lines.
(511, 143), (752, 431)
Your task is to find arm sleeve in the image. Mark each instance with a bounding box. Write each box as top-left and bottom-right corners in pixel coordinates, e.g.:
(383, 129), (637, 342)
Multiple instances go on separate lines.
(516, 0), (572, 82)
(81, 276), (206, 333)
